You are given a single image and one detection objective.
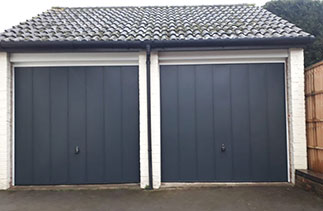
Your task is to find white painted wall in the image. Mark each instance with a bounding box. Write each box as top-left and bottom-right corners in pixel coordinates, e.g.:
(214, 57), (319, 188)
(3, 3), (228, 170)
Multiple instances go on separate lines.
(150, 52), (161, 189)
(138, 52), (150, 188)
(287, 48), (307, 183)
(0, 52), (11, 190)
(0, 48), (307, 189)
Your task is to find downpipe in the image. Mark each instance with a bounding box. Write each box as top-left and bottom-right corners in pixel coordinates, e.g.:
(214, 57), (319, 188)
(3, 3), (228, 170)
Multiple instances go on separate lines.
(146, 44), (153, 190)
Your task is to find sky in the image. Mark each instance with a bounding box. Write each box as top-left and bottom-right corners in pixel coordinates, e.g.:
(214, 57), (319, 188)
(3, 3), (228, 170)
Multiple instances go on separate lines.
(0, 0), (268, 32)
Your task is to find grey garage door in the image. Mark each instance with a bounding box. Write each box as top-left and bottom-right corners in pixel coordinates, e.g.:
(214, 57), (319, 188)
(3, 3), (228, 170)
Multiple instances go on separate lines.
(15, 66), (139, 185)
(161, 63), (287, 182)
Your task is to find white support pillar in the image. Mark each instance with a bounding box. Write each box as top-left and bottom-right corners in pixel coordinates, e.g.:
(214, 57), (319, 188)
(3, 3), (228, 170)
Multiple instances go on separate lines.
(0, 52), (11, 190)
(287, 48), (307, 183)
(150, 51), (161, 189)
(138, 51), (149, 189)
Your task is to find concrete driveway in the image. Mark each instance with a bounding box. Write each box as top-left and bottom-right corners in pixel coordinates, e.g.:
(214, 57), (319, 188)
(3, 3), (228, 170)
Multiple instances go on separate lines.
(0, 185), (322, 211)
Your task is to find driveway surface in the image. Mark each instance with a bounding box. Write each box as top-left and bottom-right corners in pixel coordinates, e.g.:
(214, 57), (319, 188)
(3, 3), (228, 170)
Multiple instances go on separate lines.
(0, 185), (322, 211)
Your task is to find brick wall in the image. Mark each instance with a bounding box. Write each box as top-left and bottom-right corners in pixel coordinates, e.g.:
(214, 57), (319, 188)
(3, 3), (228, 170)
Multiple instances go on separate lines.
(287, 48), (308, 183)
(138, 52), (149, 188)
(295, 170), (323, 197)
(150, 52), (161, 189)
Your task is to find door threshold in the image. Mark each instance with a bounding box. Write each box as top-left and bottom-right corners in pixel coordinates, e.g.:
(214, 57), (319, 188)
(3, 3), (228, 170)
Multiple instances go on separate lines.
(161, 182), (292, 189)
(9, 183), (140, 191)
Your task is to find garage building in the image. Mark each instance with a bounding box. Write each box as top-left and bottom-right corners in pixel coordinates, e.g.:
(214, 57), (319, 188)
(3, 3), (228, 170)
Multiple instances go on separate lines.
(0, 5), (314, 189)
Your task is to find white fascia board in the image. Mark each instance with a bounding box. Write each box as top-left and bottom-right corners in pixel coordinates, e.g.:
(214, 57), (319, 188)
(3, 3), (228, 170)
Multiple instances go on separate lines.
(159, 49), (288, 65)
(10, 52), (139, 67)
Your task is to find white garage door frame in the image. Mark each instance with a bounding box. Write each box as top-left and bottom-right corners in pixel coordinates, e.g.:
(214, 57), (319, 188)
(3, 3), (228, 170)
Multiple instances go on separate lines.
(149, 49), (307, 189)
(5, 51), (150, 189)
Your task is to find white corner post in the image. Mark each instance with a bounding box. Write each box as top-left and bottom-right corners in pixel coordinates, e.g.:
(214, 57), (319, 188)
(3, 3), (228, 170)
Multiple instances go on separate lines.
(0, 52), (11, 190)
(139, 51), (149, 189)
(287, 48), (307, 183)
(150, 51), (161, 189)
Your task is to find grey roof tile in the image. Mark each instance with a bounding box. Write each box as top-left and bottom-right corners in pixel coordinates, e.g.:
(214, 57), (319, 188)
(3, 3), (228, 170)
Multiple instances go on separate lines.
(0, 5), (313, 43)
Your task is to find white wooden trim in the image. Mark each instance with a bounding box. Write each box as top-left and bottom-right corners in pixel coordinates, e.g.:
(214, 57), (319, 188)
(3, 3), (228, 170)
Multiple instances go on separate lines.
(10, 52), (139, 67)
(159, 49), (288, 65)
(160, 58), (286, 65)
(12, 61), (138, 67)
(10, 51), (145, 188)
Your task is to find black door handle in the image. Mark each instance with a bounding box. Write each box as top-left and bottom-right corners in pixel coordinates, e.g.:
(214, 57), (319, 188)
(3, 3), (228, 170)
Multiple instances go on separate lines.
(221, 144), (226, 152)
(75, 146), (80, 154)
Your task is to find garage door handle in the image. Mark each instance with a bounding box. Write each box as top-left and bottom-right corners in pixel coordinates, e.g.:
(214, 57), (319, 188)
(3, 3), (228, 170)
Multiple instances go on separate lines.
(75, 146), (80, 154)
(221, 144), (226, 152)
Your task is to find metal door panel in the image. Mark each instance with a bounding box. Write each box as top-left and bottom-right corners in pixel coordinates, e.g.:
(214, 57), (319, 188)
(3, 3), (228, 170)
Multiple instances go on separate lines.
(161, 63), (287, 182)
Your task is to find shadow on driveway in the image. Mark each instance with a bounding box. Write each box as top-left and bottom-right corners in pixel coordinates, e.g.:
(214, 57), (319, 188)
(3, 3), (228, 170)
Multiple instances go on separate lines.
(1, 185), (322, 211)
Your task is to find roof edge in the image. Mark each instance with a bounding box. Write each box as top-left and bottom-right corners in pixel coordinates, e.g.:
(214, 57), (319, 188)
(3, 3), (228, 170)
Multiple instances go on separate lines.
(51, 4), (257, 10)
(0, 36), (315, 52)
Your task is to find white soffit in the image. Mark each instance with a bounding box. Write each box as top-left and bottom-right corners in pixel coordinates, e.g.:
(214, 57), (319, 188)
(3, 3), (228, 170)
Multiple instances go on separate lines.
(159, 49), (288, 65)
(10, 52), (139, 67)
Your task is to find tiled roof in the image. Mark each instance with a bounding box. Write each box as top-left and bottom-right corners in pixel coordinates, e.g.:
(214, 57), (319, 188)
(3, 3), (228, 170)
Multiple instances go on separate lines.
(0, 5), (313, 43)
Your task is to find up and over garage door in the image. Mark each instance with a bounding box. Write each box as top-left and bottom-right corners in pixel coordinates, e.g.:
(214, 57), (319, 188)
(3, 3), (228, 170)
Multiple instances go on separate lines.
(14, 62), (288, 185)
(161, 63), (288, 182)
(15, 66), (139, 185)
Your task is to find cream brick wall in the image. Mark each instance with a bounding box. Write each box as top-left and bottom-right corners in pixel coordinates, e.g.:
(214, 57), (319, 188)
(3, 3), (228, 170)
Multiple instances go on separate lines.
(0, 52), (11, 190)
(287, 48), (307, 183)
(150, 52), (161, 189)
(138, 52), (149, 189)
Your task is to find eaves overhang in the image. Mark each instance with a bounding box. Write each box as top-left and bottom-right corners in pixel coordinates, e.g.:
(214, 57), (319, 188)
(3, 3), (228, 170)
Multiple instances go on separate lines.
(0, 36), (315, 52)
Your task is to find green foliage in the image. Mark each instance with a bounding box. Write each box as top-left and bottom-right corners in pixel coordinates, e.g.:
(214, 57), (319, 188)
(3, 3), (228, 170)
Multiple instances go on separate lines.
(264, 0), (323, 67)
